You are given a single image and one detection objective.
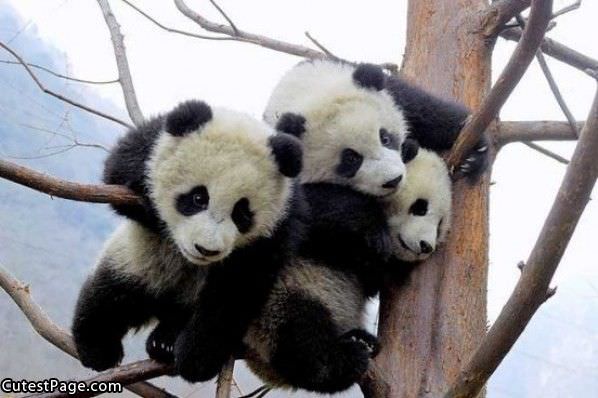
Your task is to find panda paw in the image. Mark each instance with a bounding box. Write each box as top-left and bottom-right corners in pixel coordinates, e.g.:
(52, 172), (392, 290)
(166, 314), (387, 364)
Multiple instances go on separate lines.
(76, 339), (124, 372)
(146, 323), (177, 364)
(364, 227), (393, 261)
(455, 136), (489, 180)
(174, 333), (226, 382)
(340, 329), (380, 358)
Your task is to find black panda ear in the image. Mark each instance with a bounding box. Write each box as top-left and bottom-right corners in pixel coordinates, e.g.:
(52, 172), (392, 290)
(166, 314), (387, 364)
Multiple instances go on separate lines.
(275, 112), (306, 138)
(268, 133), (303, 178)
(401, 138), (419, 163)
(353, 63), (386, 91)
(165, 100), (212, 137)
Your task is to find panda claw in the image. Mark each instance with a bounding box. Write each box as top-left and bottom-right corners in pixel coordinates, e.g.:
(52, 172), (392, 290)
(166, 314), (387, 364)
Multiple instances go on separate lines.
(466, 156), (475, 163)
(477, 145), (488, 152)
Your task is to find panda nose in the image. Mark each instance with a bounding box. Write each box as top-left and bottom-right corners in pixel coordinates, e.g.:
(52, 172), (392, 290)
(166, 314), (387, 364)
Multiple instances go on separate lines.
(194, 244), (221, 257)
(420, 241), (433, 254)
(382, 175), (403, 189)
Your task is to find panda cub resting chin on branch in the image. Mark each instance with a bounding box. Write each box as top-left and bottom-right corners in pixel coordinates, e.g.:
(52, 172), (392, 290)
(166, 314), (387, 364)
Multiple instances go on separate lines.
(71, 100), (306, 381)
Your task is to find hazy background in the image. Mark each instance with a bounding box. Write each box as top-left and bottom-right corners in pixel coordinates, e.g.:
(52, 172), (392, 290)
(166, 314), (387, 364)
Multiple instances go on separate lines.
(0, 1), (596, 397)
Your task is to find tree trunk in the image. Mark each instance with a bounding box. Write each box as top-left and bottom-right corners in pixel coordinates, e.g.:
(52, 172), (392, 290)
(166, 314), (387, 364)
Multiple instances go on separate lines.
(375, 1), (493, 397)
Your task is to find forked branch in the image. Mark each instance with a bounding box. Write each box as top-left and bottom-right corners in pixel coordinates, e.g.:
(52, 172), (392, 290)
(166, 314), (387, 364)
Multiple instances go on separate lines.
(445, 84), (598, 398)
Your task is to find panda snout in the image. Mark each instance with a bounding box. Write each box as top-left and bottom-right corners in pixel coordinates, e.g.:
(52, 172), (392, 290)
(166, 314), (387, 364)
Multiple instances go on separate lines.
(194, 243), (222, 258)
(382, 175), (403, 190)
(419, 240), (433, 254)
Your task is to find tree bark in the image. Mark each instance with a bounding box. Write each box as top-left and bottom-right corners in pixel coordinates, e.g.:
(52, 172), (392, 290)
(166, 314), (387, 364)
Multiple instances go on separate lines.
(375, 1), (493, 397)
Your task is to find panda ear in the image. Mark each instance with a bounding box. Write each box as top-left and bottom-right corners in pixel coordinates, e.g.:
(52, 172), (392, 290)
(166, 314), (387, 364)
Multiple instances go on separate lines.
(268, 133), (303, 178)
(401, 138), (419, 163)
(275, 112), (306, 138)
(165, 100), (212, 137)
(353, 63), (386, 91)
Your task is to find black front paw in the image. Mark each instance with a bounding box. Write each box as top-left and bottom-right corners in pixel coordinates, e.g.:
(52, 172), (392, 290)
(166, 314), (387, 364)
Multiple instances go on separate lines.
(456, 135), (489, 180)
(146, 323), (177, 364)
(174, 334), (227, 382)
(76, 339), (124, 371)
(365, 227), (393, 261)
(340, 329), (380, 358)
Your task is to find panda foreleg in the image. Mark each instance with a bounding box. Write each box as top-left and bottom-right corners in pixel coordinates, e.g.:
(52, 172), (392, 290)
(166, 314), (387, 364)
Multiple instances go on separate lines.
(72, 263), (154, 371)
(146, 312), (188, 365)
(269, 293), (372, 393)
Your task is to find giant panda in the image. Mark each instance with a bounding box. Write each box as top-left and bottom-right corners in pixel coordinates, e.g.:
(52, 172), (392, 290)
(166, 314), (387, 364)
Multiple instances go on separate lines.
(71, 100), (305, 378)
(240, 148), (453, 394)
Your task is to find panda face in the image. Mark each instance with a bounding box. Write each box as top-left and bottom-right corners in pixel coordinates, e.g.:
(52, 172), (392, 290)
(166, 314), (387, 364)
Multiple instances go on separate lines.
(264, 60), (410, 197)
(148, 108), (294, 266)
(385, 149), (452, 262)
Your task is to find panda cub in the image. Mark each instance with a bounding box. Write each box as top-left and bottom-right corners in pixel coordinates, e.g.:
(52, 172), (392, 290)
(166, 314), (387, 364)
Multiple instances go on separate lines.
(71, 100), (304, 376)
(241, 149), (453, 393)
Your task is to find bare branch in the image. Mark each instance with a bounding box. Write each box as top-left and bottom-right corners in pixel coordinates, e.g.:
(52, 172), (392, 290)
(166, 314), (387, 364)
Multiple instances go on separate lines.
(522, 141), (569, 164)
(482, 0), (531, 37)
(498, 120), (581, 144)
(359, 363), (391, 398)
(0, 158), (140, 205)
(551, 0), (581, 19)
(304, 32), (340, 60)
(500, 27), (598, 74)
(208, 0), (239, 35)
(97, 0), (144, 126)
(172, 0), (398, 72)
(445, 83), (598, 398)
(0, 41), (132, 128)
(215, 357), (235, 398)
(0, 264), (173, 398)
(447, 0), (553, 172)
(119, 0), (237, 41)
(0, 59), (119, 85)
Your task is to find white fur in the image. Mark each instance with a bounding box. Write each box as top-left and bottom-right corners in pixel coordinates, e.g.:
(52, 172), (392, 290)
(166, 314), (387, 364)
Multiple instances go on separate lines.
(264, 60), (409, 196)
(147, 107), (292, 265)
(385, 149), (452, 261)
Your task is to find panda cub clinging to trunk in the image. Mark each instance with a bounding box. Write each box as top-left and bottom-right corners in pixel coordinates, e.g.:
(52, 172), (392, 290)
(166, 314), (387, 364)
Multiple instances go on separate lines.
(71, 100), (305, 375)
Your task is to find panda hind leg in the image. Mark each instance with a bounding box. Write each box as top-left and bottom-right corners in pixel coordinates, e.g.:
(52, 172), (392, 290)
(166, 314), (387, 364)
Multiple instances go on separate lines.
(270, 293), (371, 393)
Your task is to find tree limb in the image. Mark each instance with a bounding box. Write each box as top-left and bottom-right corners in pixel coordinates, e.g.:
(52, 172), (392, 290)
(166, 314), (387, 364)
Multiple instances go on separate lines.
(482, 0), (531, 37)
(0, 59), (119, 85)
(215, 357), (235, 398)
(0, 158), (140, 205)
(0, 41), (132, 128)
(445, 83), (598, 398)
(0, 264), (174, 398)
(447, 0), (553, 172)
(521, 141), (569, 164)
(500, 27), (598, 74)
(498, 120), (581, 144)
(97, 0), (145, 126)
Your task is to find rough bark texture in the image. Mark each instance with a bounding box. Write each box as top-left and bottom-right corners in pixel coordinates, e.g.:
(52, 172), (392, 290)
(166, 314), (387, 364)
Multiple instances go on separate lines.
(375, 1), (492, 397)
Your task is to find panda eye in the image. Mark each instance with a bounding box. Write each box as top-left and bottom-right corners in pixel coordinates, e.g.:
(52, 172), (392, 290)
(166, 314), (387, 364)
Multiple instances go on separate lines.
(176, 186), (209, 216)
(409, 198), (428, 216)
(232, 197), (254, 233)
(379, 128), (399, 150)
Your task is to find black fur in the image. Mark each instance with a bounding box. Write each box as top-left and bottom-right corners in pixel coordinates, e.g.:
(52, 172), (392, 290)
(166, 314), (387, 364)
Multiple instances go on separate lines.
(353, 63), (385, 91)
(268, 133), (303, 178)
(270, 293), (374, 393)
(71, 263), (192, 371)
(336, 148), (364, 179)
(175, 184), (308, 382)
(275, 112), (306, 138)
(385, 75), (488, 178)
(165, 100), (212, 137)
(231, 197), (254, 234)
(401, 138), (420, 163)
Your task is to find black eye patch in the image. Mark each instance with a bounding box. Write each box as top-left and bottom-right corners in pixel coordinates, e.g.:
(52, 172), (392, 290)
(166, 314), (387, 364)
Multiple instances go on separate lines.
(409, 198), (428, 216)
(336, 148), (364, 178)
(176, 186), (209, 216)
(232, 197), (254, 233)
(379, 128), (399, 150)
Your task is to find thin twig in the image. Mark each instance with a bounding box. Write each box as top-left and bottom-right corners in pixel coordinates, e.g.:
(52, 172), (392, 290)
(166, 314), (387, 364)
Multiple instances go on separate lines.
(514, 14), (578, 137)
(500, 27), (598, 75)
(208, 0), (239, 35)
(445, 83), (598, 398)
(0, 158), (140, 205)
(447, 0), (553, 173)
(551, 0), (581, 19)
(0, 265), (174, 398)
(0, 41), (131, 128)
(97, 0), (144, 126)
(119, 0), (237, 41)
(304, 32), (339, 60)
(522, 141), (569, 164)
(482, 0), (531, 37)
(0, 59), (119, 85)
(498, 120), (582, 144)
(215, 357), (235, 398)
